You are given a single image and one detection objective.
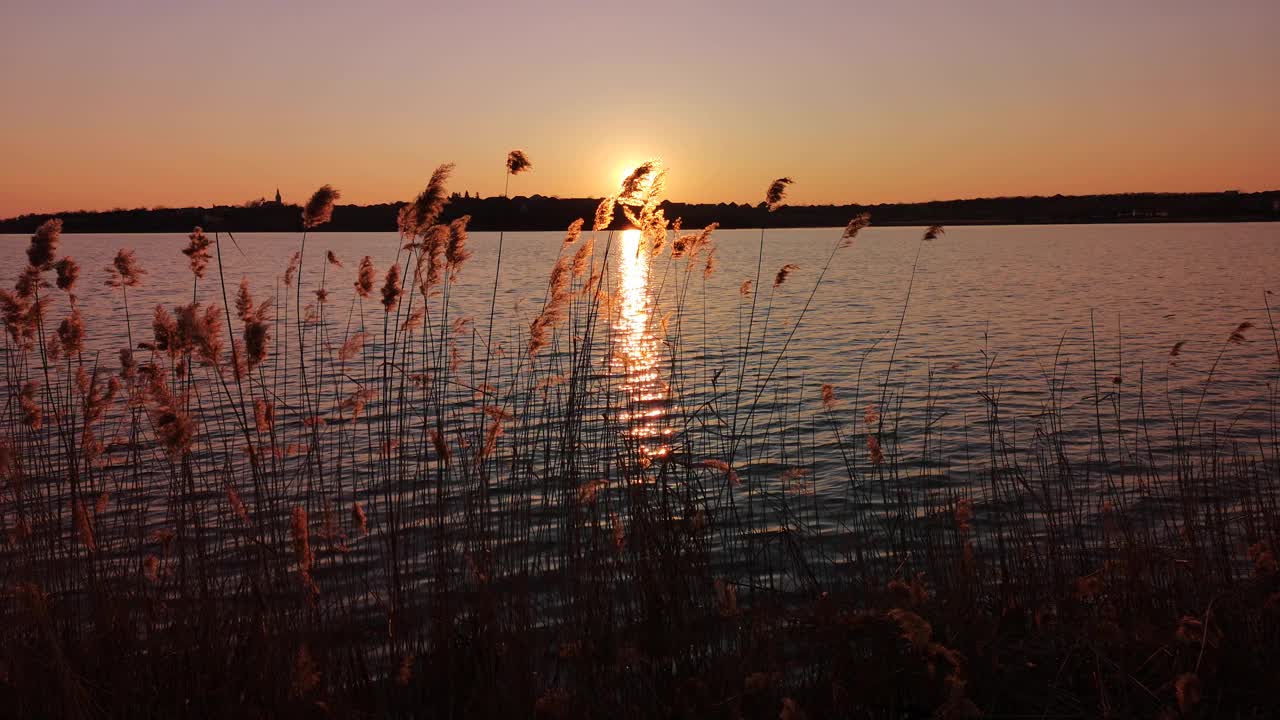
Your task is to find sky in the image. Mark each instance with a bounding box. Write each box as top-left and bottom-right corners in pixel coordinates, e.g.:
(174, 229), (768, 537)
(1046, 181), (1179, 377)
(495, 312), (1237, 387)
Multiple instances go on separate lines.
(1, 0), (1278, 217)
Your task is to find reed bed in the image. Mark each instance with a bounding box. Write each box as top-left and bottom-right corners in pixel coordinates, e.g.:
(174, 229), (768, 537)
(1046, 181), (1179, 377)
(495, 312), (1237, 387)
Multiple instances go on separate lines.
(1, 159), (1278, 719)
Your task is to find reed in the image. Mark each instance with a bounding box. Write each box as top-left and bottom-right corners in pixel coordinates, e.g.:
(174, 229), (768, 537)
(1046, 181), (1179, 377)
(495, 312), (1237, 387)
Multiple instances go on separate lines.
(1, 160), (1277, 720)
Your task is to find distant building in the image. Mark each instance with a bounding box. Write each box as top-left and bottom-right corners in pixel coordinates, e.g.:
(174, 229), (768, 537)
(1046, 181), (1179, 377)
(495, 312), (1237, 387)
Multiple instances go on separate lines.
(265, 188), (283, 206)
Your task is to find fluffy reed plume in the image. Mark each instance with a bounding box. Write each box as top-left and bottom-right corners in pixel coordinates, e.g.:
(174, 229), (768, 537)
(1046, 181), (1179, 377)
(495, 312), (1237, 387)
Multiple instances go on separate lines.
(173, 302), (225, 366)
(326, 250), (342, 267)
(446, 215), (472, 278)
(354, 256), (376, 298)
(145, 374), (193, 457)
(922, 224), (945, 241)
(1170, 340), (1186, 357)
(54, 257), (80, 292)
(380, 265), (401, 311)
(106, 248), (145, 287)
(618, 161), (660, 207)
(399, 163), (455, 238)
(429, 429), (450, 466)
(302, 184), (340, 229)
(338, 331), (366, 362)
(227, 486), (250, 525)
(821, 384), (837, 410)
(254, 399), (274, 432)
(27, 218), (61, 270)
(765, 177), (793, 211)
(703, 247), (718, 278)
(572, 237), (594, 278)
(352, 502), (368, 535)
(867, 434), (884, 465)
(0, 290), (40, 349)
(290, 506), (314, 574)
(283, 251), (301, 287)
(19, 381), (41, 429)
(244, 314), (270, 370)
(506, 149), (533, 175)
(593, 195), (615, 231)
(739, 279), (753, 297)
(841, 212), (871, 247)
(773, 263), (800, 287)
(74, 500), (96, 553)
(1228, 321), (1254, 344)
(183, 227), (213, 278)
(57, 309), (84, 355)
(563, 218), (584, 246)
(528, 256), (572, 355)
(400, 306), (425, 333)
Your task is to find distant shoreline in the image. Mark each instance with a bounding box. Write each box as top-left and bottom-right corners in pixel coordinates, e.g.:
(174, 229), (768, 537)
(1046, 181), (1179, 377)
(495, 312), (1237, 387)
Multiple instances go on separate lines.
(2, 190), (1276, 234)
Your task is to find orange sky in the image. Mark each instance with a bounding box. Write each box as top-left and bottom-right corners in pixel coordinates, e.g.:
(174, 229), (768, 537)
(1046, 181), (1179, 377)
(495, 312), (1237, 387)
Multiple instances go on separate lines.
(2, 0), (1277, 217)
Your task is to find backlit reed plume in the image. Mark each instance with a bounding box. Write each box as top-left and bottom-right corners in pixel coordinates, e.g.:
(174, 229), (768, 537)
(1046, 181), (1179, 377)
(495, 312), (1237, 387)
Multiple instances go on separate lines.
(54, 257), (80, 292)
(399, 163), (455, 238)
(283, 252), (301, 287)
(302, 185), (340, 229)
(57, 310), (84, 355)
(593, 196), (615, 231)
(338, 332), (366, 362)
(354, 256), (375, 298)
(700, 459), (740, 484)
(107, 249), (145, 287)
(326, 250), (342, 267)
(618, 161), (660, 207)
(1170, 340), (1186, 357)
(739, 279), (753, 297)
(144, 372), (193, 456)
(380, 265), (401, 311)
(765, 177), (793, 211)
(1228, 321), (1254, 344)
(506, 150), (533, 175)
(27, 219), (61, 270)
(922, 225), (945, 241)
(841, 212), (871, 247)
(183, 227), (213, 278)
(703, 248), (718, 278)
(563, 218), (584, 246)
(352, 502), (368, 535)
(572, 237), (594, 278)
(290, 506), (314, 578)
(74, 500), (96, 553)
(821, 383), (837, 410)
(254, 398), (274, 432)
(227, 486), (250, 525)
(19, 381), (41, 429)
(528, 251), (573, 355)
(774, 263), (800, 287)
(446, 215), (472, 278)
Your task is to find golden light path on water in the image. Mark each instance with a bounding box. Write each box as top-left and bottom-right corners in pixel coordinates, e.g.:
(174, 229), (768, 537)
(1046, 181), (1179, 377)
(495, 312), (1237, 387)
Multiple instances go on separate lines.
(612, 228), (672, 459)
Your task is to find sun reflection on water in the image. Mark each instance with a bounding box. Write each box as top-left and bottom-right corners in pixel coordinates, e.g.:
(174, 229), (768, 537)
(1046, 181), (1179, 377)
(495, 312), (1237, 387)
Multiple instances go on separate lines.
(612, 229), (672, 458)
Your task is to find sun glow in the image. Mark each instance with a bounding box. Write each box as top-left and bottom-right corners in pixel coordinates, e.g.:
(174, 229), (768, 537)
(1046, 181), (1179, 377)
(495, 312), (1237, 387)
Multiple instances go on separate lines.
(612, 229), (672, 458)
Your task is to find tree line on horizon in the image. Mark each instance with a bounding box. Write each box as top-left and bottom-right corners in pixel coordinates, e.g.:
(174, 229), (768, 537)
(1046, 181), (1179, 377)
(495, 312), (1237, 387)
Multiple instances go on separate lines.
(2, 189), (1277, 234)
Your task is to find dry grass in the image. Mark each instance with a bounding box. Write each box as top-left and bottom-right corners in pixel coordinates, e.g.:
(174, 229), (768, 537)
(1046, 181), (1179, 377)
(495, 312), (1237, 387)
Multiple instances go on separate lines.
(1, 160), (1278, 719)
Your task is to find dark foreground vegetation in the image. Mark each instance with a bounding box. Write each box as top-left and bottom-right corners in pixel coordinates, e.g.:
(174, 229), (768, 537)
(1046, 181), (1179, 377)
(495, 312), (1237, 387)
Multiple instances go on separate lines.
(3, 189), (1278, 235)
(3, 159), (1279, 718)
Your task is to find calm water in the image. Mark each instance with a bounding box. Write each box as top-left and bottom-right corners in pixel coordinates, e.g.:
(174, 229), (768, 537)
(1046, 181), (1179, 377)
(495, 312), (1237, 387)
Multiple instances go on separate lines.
(2, 222), (1278, 592)
(5, 222), (1276, 438)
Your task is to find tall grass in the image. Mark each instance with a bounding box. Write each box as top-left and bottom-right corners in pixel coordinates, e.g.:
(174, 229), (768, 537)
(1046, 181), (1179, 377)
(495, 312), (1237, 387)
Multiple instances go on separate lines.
(1, 161), (1278, 719)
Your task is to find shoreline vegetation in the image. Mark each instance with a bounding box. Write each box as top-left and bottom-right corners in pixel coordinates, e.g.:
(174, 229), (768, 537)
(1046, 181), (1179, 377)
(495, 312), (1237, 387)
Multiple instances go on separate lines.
(3, 156), (1279, 718)
(2, 188), (1278, 235)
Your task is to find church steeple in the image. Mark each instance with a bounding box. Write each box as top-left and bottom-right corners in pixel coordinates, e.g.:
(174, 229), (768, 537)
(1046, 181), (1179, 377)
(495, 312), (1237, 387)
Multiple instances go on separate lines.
(274, 187), (282, 204)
